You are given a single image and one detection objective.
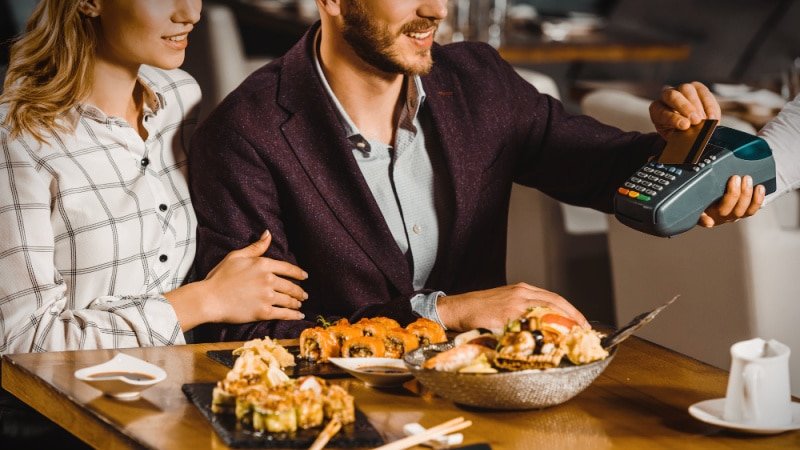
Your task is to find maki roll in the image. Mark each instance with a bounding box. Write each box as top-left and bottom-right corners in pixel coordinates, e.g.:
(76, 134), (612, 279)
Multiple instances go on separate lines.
(299, 327), (340, 362)
(383, 328), (419, 358)
(341, 336), (386, 358)
(252, 387), (297, 433)
(406, 318), (447, 346)
(323, 384), (355, 424)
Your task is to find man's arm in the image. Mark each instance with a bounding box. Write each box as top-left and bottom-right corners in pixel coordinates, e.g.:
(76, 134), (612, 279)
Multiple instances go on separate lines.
(189, 120), (316, 339)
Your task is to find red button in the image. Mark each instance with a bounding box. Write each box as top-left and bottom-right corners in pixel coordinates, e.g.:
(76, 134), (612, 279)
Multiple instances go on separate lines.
(618, 187), (630, 196)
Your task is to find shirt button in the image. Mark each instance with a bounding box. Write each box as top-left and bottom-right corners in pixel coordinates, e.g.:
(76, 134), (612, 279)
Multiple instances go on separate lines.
(412, 224), (422, 235)
(159, 254), (168, 262)
(141, 158), (150, 167)
(159, 204), (168, 212)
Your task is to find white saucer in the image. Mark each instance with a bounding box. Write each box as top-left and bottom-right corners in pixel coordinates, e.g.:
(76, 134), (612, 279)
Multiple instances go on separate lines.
(74, 353), (166, 400)
(328, 357), (413, 388)
(688, 398), (800, 434)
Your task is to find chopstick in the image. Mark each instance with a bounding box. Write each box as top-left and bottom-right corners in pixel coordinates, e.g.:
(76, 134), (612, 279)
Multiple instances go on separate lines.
(308, 416), (342, 450)
(373, 417), (472, 450)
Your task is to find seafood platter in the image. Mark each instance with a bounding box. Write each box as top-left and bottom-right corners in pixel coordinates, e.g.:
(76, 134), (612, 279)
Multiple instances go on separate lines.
(299, 316), (447, 360)
(298, 316), (447, 387)
(183, 337), (383, 447)
(188, 298), (675, 444)
(404, 306), (615, 410)
(206, 316), (447, 379)
(187, 317), (448, 446)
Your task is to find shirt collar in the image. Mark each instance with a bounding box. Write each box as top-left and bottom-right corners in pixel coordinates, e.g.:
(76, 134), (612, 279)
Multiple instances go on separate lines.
(312, 29), (426, 145)
(76, 72), (166, 124)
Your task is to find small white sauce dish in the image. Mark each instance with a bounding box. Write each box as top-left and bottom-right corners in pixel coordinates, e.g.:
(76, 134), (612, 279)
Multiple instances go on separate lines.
(328, 357), (413, 388)
(74, 353), (166, 400)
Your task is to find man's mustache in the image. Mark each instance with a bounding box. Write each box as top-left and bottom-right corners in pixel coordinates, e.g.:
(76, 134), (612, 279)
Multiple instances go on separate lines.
(399, 19), (440, 35)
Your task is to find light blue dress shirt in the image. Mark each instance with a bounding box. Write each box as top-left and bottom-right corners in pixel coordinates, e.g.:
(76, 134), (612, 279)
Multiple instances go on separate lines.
(313, 32), (448, 327)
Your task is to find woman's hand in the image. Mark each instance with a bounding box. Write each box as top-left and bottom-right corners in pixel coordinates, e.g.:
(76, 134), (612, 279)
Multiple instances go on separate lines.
(168, 230), (308, 331)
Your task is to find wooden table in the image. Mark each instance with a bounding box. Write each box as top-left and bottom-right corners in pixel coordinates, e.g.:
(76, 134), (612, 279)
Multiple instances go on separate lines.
(498, 28), (689, 65)
(3, 337), (798, 449)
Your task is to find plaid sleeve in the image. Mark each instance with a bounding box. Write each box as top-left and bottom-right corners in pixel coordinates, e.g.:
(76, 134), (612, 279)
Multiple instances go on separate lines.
(0, 135), (185, 354)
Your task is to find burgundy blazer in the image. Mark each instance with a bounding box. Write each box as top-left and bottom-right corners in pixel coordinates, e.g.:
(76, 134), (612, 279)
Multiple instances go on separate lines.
(188, 23), (663, 340)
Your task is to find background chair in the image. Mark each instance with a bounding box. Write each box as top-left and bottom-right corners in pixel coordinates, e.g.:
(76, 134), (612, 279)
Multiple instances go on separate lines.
(581, 89), (800, 396)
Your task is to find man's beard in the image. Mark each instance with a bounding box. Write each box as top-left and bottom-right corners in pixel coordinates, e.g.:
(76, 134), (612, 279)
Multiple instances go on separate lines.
(341, 0), (436, 75)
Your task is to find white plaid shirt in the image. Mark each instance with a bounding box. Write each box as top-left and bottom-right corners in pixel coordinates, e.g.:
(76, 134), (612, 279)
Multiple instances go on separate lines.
(0, 66), (199, 354)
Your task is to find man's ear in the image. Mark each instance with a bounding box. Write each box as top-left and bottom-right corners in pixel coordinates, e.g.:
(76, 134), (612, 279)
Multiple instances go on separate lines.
(78, 0), (102, 18)
(317, 0), (342, 17)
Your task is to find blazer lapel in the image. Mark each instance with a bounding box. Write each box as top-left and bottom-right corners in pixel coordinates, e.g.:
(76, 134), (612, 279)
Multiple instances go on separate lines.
(421, 60), (484, 289)
(276, 26), (413, 294)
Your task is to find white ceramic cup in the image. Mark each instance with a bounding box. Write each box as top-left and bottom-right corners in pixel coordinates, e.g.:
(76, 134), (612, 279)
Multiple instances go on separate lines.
(722, 338), (792, 427)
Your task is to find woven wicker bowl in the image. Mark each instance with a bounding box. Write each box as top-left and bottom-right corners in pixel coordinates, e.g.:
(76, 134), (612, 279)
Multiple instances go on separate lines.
(403, 341), (616, 410)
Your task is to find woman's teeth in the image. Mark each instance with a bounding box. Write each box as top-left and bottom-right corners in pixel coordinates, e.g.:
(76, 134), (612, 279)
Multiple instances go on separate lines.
(166, 35), (187, 42)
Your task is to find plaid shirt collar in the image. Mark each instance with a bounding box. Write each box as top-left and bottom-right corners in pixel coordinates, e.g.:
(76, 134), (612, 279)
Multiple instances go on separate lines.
(75, 75), (166, 124)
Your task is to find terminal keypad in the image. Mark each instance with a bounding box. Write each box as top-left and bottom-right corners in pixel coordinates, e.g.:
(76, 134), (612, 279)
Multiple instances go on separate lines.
(617, 162), (686, 202)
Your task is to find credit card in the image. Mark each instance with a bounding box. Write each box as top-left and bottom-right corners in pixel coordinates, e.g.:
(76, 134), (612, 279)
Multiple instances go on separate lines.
(658, 119), (718, 165)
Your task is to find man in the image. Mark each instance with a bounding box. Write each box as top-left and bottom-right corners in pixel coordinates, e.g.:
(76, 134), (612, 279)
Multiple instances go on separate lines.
(189, 0), (761, 340)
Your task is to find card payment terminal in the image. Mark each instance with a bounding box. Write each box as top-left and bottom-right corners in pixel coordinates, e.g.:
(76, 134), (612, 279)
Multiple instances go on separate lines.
(614, 123), (776, 237)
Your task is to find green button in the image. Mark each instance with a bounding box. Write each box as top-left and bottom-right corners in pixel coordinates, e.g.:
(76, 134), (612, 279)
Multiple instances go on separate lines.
(638, 194), (651, 202)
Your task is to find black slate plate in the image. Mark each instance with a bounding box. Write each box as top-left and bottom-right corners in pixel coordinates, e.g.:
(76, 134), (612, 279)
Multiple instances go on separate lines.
(206, 347), (350, 379)
(182, 383), (384, 448)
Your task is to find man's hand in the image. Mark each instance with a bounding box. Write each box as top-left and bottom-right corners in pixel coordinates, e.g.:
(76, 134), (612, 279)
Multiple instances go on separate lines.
(699, 175), (765, 227)
(436, 283), (588, 332)
(649, 81), (721, 140)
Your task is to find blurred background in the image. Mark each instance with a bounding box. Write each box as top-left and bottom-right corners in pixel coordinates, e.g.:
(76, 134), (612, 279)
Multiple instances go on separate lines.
(3, 0), (799, 117)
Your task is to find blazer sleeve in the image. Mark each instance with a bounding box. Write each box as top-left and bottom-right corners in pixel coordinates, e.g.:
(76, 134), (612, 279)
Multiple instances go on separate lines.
(475, 45), (665, 214)
(189, 118), (425, 340)
(188, 119), (310, 338)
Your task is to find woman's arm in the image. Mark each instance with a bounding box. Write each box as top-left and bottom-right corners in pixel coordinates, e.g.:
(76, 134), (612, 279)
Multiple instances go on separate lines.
(0, 142), (186, 353)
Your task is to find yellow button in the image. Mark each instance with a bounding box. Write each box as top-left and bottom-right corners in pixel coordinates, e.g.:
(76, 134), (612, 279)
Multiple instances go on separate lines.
(628, 191), (639, 199)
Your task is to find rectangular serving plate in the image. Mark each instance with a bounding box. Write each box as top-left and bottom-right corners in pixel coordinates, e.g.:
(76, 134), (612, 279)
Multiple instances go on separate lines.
(182, 383), (384, 448)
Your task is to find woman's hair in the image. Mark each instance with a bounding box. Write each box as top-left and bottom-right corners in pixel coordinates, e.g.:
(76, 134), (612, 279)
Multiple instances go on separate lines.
(1, 0), (96, 142)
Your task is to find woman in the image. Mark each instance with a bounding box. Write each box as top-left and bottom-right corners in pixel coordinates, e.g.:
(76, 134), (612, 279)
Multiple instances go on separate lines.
(1, 1), (306, 445)
(0, 0), (308, 355)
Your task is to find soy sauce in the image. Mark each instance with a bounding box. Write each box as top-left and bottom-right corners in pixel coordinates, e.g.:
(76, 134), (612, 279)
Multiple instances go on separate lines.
(87, 371), (156, 381)
(358, 366), (408, 375)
